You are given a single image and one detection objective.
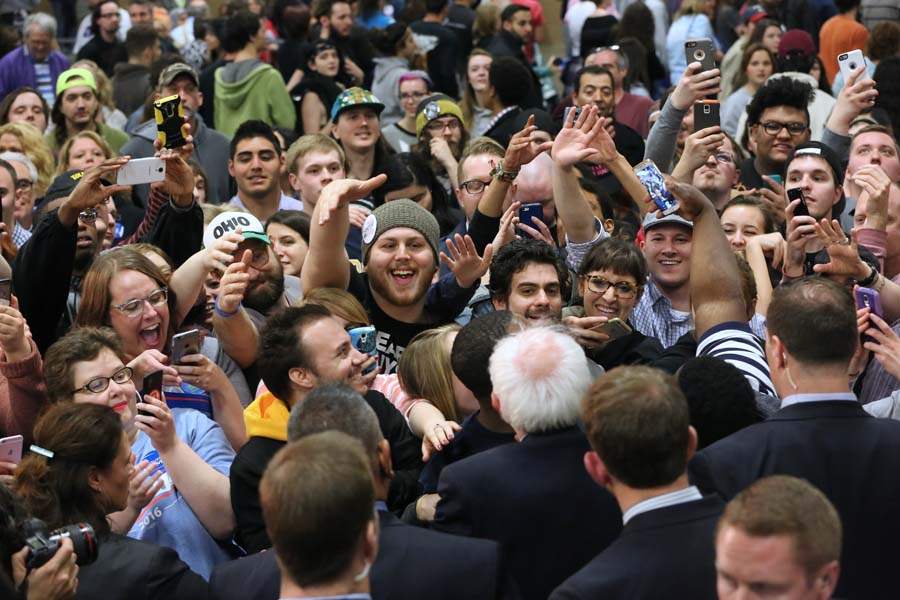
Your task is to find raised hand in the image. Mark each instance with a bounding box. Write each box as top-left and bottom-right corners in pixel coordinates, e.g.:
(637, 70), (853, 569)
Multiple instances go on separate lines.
(810, 218), (870, 281)
(216, 249), (253, 313)
(127, 349), (180, 388)
(670, 62), (721, 110)
(58, 157), (132, 226)
(440, 234), (494, 288)
(504, 114), (553, 171)
(317, 174), (387, 226)
(782, 200), (819, 277)
(679, 126), (725, 172)
(664, 177), (712, 221)
(517, 214), (556, 246)
(492, 201), (521, 251)
(852, 165), (892, 229)
(0, 300), (31, 362)
(551, 104), (613, 168)
(757, 176), (787, 223)
(863, 313), (900, 379)
(205, 231), (243, 274)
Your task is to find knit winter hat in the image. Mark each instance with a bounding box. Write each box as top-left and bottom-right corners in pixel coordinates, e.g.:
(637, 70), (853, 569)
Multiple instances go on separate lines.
(415, 94), (464, 138)
(361, 199), (440, 265)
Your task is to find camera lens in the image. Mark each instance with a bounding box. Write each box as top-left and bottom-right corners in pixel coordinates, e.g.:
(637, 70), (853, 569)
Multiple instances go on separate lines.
(49, 523), (99, 566)
(694, 49), (705, 61)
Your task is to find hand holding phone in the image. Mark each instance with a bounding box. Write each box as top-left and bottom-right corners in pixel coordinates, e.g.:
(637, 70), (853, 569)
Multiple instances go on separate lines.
(634, 160), (679, 215)
(139, 370), (163, 417)
(787, 187), (809, 218)
(0, 278), (10, 307)
(684, 39), (717, 72)
(349, 325), (378, 374)
(170, 329), (201, 365)
(838, 49), (870, 84)
(855, 287), (884, 319)
(693, 100), (720, 132)
(595, 318), (633, 341)
(154, 94), (188, 149)
(0, 434), (23, 464)
(116, 158), (166, 186)
(518, 203), (544, 229)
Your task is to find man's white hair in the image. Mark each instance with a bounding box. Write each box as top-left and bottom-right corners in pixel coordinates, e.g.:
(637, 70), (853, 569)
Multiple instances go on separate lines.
(489, 325), (591, 433)
(24, 13), (57, 38)
(0, 152), (37, 183)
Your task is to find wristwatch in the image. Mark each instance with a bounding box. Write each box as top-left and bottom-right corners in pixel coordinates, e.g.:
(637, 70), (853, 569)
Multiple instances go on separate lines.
(490, 160), (519, 183)
(858, 264), (879, 287)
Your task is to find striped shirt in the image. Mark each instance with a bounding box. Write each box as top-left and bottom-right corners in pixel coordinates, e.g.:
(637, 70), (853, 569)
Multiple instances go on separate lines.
(11, 223), (31, 249)
(32, 60), (53, 107)
(697, 321), (777, 399)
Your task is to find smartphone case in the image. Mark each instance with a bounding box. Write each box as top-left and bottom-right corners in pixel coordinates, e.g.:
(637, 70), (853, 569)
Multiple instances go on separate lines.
(634, 160), (679, 215)
(154, 94), (188, 149)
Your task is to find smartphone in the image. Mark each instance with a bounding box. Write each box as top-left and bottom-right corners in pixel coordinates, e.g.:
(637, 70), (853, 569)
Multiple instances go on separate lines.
(768, 174), (783, 186)
(787, 187), (808, 218)
(685, 39), (717, 72)
(0, 434), (23, 464)
(153, 94), (188, 149)
(140, 370), (164, 417)
(693, 100), (720, 132)
(634, 159), (679, 215)
(349, 325), (377, 374)
(518, 203), (544, 229)
(170, 329), (201, 365)
(0, 277), (11, 307)
(596, 318), (632, 341)
(855, 287), (884, 319)
(838, 49), (870, 84)
(563, 105), (582, 123)
(116, 157), (166, 186)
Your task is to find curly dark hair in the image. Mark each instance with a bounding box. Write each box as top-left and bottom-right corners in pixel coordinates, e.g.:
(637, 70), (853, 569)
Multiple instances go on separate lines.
(745, 76), (813, 128)
(488, 238), (570, 302)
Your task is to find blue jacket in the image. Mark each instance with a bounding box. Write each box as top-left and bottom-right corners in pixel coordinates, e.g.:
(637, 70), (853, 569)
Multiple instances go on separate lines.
(0, 46), (69, 100)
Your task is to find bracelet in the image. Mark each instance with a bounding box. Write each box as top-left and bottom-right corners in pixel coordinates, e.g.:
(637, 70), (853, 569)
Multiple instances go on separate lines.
(491, 159), (519, 182)
(214, 299), (240, 318)
(858, 264), (879, 288)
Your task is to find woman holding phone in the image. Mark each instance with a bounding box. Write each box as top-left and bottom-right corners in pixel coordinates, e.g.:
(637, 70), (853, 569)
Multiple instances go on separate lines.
(15, 402), (210, 598)
(76, 247), (248, 450)
(42, 326), (235, 581)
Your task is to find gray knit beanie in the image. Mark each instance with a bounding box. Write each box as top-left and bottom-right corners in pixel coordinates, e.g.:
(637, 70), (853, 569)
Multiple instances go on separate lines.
(361, 199), (441, 265)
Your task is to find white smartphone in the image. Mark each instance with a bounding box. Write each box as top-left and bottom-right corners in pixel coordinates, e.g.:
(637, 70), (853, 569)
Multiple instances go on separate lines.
(838, 49), (870, 84)
(116, 157), (166, 186)
(0, 434), (23, 464)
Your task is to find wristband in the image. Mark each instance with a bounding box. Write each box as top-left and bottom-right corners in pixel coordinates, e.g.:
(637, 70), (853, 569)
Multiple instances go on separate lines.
(491, 159), (519, 182)
(214, 298), (240, 318)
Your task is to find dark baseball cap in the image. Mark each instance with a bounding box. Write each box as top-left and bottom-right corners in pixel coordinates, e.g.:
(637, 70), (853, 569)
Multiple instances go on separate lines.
(787, 142), (844, 186)
(43, 169), (85, 203)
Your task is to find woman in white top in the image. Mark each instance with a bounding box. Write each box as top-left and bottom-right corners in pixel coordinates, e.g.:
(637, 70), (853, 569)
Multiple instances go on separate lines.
(722, 43), (775, 137)
(665, 0), (720, 83)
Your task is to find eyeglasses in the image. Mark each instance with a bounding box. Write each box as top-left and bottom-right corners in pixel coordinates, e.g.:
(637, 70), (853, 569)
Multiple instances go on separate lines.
(400, 91), (427, 101)
(587, 45), (621, 56)
(71, 366), (133, 395)
(112, 287), (168, 318)
(15, 179), (33, 191)
(234, 243), (270, 269)
(426, 118), (461, 134)
(583, 276), (639, 299)
(758, 121), (808, 137)
(713, 152), (735, 164)
(459, 178), (491, 194)
(78, 207), (97, 223)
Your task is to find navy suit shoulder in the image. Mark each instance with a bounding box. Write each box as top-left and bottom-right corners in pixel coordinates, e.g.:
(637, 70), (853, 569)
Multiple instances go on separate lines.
(688, 400), (900, 600)
(210, 550), (279, 600)
(433, 427), (622, 600)
(550, 496), (723, 600)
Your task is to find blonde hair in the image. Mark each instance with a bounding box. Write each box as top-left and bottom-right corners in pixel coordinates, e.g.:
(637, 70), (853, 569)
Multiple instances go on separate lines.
(0, 122), (54, 195)
(676, 0), (712, 18)
(285, 134), (347, 175)
(473, 2), (499, 45)
(300, 287), (370, 327)
(398, 325), (461, 422)
(460, 49), (493, 130)
(55, 130), (114, 176)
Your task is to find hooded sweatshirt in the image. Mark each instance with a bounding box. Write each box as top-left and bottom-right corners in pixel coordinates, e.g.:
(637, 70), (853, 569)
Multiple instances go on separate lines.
(214, 58), (296, 137)
(111, 62), (152, 117)
(372, 56), (410, 128)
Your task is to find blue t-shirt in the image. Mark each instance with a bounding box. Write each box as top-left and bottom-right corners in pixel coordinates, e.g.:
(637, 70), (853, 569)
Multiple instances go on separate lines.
(128, 408), (236, 580)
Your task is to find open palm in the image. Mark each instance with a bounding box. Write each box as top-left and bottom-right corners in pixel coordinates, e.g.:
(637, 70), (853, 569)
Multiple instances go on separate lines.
(551, 105), (613, 168)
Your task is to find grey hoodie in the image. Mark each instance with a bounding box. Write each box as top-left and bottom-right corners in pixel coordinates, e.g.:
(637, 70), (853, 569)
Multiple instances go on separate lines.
(120, 114), (233, 206)
(372, 56), (410, 128)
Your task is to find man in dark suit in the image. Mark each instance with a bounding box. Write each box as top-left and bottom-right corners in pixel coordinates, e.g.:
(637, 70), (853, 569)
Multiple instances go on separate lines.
(551, 365), (722, 599)
(212, 384), (517, 600)
(714, 475), (842, 600)
(432, 326), (622, 600)
(689, 276), (900, 600)
(258, 431), (378, 600)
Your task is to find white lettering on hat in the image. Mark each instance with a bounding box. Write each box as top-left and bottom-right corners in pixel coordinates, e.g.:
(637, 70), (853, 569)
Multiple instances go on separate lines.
(362, 214), (377, 245)
(796, 147), (822, 156)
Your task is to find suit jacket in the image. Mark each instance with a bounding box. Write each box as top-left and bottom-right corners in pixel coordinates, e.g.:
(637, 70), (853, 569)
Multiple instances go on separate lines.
(210, 510), (518, 600)
(550, 495), (723, 600)
(689, 400), (900, 600)
(432, 426), (622, 600)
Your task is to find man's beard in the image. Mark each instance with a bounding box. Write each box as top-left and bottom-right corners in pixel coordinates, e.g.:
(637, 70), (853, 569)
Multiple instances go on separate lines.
(244, 270), (285, 314)
(368, 267), (432, 309)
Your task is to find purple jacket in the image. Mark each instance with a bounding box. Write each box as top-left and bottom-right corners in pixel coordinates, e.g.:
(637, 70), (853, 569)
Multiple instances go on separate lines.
(0, 46), (70, 101)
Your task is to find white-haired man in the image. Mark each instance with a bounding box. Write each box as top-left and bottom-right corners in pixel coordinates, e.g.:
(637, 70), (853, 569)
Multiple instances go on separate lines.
(0, 13), (71, 105)
(432, 325), (622, 600)
(0, 151), (38, 248)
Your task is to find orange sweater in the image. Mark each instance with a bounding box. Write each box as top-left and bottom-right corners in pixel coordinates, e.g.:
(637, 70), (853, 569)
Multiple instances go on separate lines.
(818, 14), (870, 85)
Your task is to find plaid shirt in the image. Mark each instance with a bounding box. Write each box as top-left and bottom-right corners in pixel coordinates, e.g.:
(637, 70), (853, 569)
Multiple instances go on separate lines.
(630, 280), (693, 348)
(11, 223), (31, 249)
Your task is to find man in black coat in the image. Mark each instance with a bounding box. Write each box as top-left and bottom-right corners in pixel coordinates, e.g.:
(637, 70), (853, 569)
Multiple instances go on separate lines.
(550, 365), (722, 600)
(483, 3), (541, 109)
(229, 306), (422, 553)
(212, 384), (517, 600)
(689, 276), (900, 600)
(482, 57), (539, 148)
(432, 325), (622, 600)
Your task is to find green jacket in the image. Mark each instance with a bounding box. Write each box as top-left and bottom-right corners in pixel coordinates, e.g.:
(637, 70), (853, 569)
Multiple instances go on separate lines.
(46, 122), (130, 154)
(214, 59), (295, 137)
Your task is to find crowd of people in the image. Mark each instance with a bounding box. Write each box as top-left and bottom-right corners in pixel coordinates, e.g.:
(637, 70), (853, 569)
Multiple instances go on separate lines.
(0, 0), (898, 598)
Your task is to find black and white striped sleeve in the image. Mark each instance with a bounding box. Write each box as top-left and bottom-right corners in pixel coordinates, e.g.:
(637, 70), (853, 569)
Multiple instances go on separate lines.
(697, 321), (778, 399)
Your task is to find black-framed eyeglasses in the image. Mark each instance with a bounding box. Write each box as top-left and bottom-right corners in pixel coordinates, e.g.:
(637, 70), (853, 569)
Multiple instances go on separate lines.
(459, 179), (492, 194)
(112, 287), (168, 318)
(583, 275), (639, 299)
(758, 121), (808, 136)
(15, 179), (33, 191)
(71, 365), (133, 395)
(426, 118), (461, 133)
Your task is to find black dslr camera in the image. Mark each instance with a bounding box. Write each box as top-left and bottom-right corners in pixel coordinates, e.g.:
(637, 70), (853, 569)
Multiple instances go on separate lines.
(22, 518), (99, 570)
